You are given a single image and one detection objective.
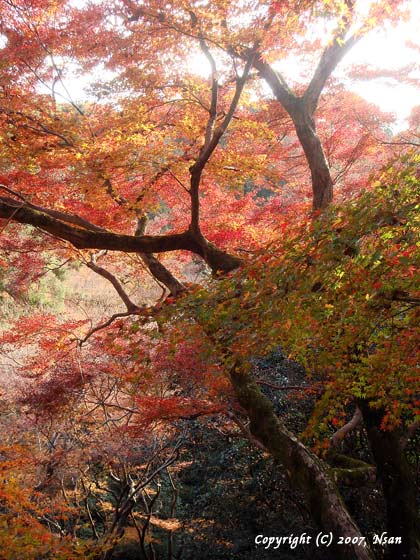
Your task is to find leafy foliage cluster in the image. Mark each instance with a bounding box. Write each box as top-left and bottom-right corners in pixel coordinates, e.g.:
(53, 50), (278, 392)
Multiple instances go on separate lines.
(0, 0), (419, 559)
(181, 154), (420, 436)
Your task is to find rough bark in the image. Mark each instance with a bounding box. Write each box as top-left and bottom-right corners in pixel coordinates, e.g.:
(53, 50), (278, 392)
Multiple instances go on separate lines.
(230, 363), (374, 560)
(329, 453), (376, 487)
(253, 59), (334, 211)
(191, 230), (243, 273)
(359, 401), (420, 560)
(252, 22), (359, 211)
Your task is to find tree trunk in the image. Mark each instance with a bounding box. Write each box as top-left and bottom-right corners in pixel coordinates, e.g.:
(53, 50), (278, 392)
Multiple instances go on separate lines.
(101, 495), (136, 560)
(359, 401), (420, 560)
(230, 363), (374, 560)
(291, 104), (333, 211)
(252, 58), (335, 212)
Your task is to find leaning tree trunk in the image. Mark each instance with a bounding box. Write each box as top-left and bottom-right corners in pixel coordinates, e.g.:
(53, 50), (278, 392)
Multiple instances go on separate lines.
(230, 363), (374, 560)
(359, 401), (420, 560)
(291, 105), (334, 211)
(252, 29), (358, 213)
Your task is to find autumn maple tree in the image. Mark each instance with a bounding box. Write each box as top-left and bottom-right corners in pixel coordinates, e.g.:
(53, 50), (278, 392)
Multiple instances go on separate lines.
(0, 1), (419, 559)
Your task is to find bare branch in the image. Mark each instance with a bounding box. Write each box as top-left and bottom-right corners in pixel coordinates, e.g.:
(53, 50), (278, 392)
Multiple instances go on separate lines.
(0, 196), (206, 255)
(227, 412), (268, 451)
(79, 310), (142, 346)
(256, 380), (305, 391)
(380, 138), (420, 148)
(134, 212), (186, 297)
(189, 52), (254, 232)
(1, 107), (75, 147)
(304, 34), (359, 115)
(86, 257), (141, 313)
(167, 169), (189, 193)
(199, 36), (218, 151)
(331, 405), (362, 447)
(252, 53), (296, 114)
(139, 252), (186, 297)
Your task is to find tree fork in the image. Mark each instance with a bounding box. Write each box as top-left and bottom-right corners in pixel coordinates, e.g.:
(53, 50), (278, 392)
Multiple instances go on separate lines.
(190, 228), (243, 273)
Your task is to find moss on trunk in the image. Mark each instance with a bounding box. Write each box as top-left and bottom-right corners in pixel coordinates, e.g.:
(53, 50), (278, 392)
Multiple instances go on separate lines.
(230, 363), (374, 560)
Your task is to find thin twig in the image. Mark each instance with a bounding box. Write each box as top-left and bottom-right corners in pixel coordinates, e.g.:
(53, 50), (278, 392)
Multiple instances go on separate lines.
(256, 380), (305, 391)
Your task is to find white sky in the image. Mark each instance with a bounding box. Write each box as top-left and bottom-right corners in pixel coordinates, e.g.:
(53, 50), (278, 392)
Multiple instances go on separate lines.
(2, 0), (418, 128)
(266, 1), (420, 127)
(341, 3), (420, 126)
(175, 1), (420, 129)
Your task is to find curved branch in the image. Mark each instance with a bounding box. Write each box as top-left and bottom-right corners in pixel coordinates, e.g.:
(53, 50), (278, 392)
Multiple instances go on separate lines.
(189, 53), (254, 232)
(135, 214), (186, 297)
(0, 196), (203, 254)
(331, 405), (362, 447)
(102, 176), (187, 294)
(304, 34), (359, 114)
(86, 259), (141, 313)
(139, 252), (186, 296)
(79, 309), (152, 346)
(198, 35), (218, 152)
(304, 0), (359, 114)
(252, 54), (297, 114)
(227, 411), (268, 451)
